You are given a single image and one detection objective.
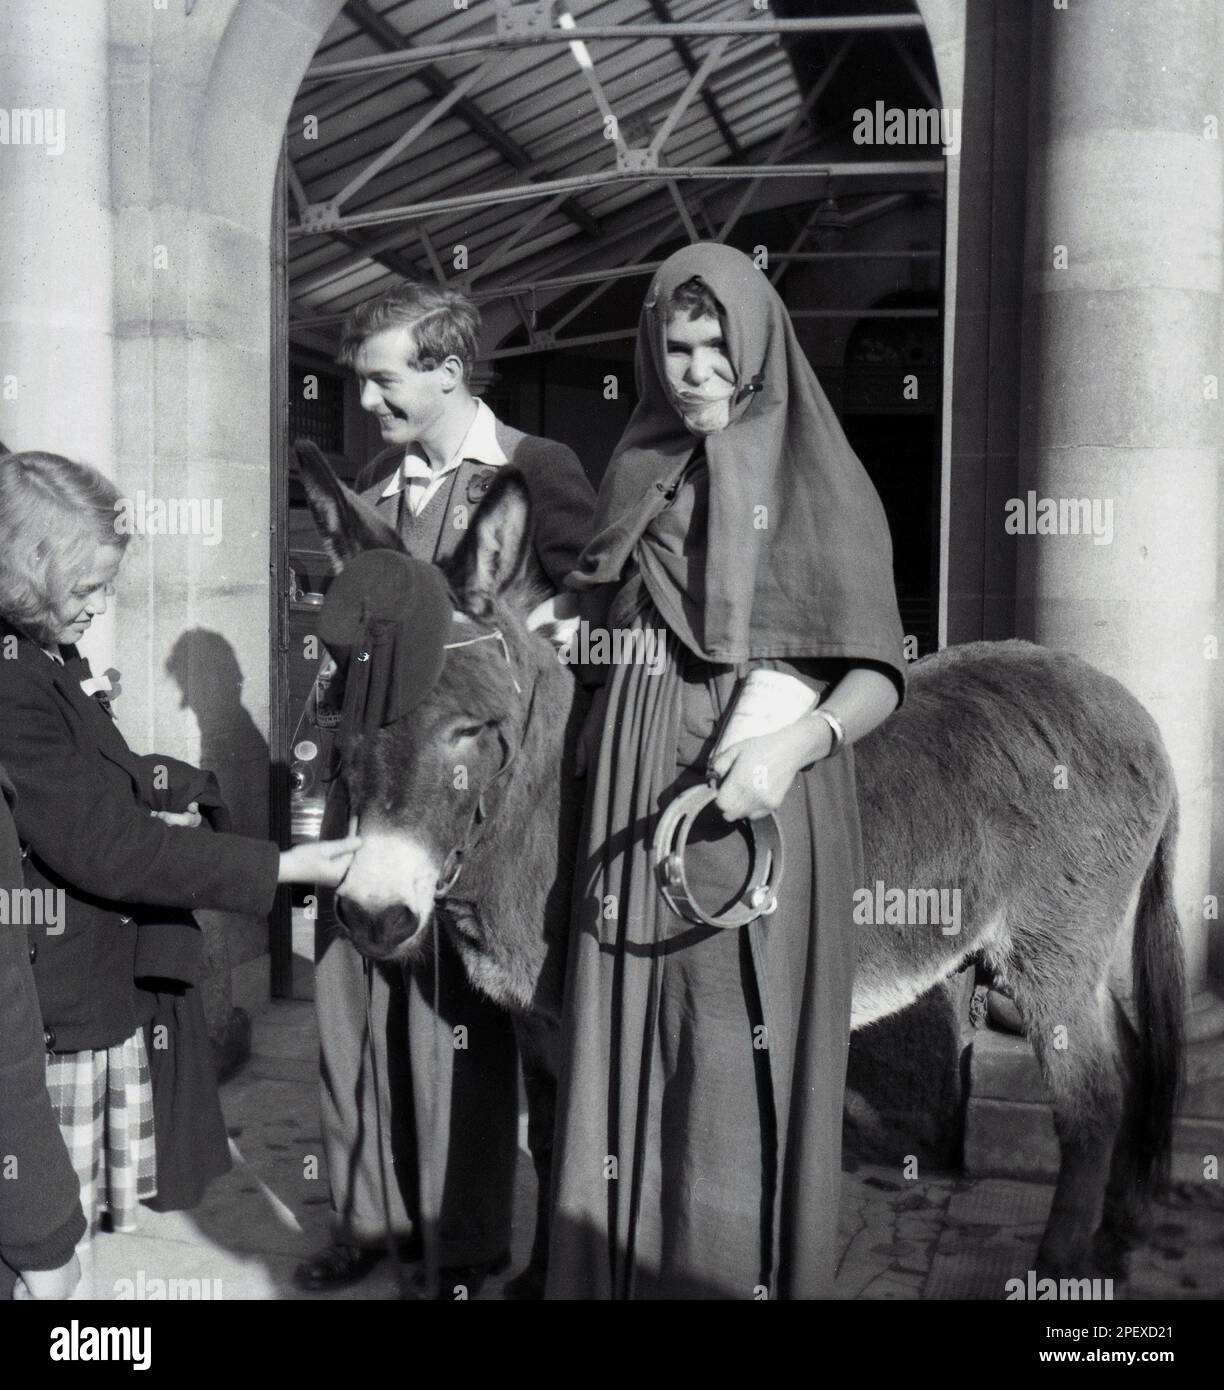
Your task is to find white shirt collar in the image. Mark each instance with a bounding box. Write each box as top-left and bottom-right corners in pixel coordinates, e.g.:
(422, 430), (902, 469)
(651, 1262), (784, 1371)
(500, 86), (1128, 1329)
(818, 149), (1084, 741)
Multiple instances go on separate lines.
(380, 398), (507, 499)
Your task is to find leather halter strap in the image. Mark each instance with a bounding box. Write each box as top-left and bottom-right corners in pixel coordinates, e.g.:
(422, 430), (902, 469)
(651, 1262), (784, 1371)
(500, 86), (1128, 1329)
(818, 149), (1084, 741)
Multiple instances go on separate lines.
(433, 627), (534, 900)
(652, 783), (784, 929)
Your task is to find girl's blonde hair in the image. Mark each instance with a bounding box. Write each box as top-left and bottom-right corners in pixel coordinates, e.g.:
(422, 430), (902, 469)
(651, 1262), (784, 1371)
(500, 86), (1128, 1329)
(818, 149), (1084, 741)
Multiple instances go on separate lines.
(0, 451), (128, 643)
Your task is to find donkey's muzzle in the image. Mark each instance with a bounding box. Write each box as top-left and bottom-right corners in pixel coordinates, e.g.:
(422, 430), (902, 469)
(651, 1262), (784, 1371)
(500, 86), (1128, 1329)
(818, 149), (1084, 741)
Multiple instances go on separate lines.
(334, 896), (421, 959)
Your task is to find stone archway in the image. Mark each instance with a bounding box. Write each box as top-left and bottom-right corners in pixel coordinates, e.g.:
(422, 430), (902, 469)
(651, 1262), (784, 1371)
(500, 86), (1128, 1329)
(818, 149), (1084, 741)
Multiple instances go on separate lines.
(109, 0), (344, 768)
(105, 0), (346, 1012)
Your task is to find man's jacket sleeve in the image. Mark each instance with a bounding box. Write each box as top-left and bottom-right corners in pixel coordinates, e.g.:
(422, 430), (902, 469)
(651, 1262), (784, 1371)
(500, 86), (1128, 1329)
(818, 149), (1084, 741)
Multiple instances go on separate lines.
(522, 441), (597, 592)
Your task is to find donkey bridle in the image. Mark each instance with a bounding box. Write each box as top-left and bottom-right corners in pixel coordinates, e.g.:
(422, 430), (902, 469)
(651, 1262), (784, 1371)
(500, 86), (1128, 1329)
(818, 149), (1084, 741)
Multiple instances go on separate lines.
(432, 627), (536, 901)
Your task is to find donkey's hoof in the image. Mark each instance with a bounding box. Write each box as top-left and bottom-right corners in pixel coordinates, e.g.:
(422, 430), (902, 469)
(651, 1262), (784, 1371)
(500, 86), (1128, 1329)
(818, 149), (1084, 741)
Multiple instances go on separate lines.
(502, 1265), (546, 1300)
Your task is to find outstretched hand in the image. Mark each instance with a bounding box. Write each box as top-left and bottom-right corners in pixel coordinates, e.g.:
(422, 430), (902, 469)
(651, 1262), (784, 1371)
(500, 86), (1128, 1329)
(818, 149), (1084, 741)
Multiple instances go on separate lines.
(279, 836), (363, 888)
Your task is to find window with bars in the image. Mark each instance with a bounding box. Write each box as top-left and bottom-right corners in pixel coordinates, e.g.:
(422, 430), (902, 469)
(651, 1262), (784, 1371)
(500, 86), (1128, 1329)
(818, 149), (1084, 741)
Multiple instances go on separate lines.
(289, 355), (345, 455)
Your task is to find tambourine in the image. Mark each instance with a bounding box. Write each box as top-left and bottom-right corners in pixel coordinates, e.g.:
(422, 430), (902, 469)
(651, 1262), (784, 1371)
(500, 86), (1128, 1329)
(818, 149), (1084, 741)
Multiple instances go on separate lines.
(652, 783), (784, 929)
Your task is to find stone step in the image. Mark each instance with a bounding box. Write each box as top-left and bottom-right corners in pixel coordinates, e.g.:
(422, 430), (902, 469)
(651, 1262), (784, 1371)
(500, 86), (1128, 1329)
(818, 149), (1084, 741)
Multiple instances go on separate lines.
(964, 1027), (1224, 1184)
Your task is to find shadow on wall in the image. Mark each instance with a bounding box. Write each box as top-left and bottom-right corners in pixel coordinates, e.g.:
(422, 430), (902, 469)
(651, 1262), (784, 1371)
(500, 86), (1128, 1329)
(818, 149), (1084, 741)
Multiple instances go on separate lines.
(165, 629), (271, 837)
(164, 629), (275, 1062)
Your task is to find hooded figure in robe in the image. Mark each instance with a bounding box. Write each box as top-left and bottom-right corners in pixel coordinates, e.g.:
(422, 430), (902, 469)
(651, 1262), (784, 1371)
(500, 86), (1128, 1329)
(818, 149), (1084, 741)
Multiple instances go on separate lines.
(546, 242), (907, 1300)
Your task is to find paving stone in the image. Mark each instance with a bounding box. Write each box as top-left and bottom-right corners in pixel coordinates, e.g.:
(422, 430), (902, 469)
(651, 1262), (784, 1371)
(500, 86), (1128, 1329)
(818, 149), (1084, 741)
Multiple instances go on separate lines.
(69, 999), (1224, 1301)
(924, 1179), (1050, 1299)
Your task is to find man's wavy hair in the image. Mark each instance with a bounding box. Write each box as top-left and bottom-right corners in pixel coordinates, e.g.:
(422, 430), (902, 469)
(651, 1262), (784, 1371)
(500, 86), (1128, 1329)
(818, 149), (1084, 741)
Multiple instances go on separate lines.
(0, 450), (128, 644)
(337, 281), (482, 382)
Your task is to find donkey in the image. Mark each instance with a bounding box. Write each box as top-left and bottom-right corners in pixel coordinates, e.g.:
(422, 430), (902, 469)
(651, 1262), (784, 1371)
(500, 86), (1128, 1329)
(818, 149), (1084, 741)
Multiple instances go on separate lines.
(296, 442), (1185, 1295)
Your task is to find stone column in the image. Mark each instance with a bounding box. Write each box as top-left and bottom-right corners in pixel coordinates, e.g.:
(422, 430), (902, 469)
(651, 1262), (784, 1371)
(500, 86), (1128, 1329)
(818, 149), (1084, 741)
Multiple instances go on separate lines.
(107, 0), (344, 1015)
(1016, 0), (1223, 1031)
(0, 0), (116, 666)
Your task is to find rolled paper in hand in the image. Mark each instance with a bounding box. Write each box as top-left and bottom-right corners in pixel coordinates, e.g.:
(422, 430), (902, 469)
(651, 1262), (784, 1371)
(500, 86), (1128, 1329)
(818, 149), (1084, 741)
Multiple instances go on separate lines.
(713, 668), (817, 760)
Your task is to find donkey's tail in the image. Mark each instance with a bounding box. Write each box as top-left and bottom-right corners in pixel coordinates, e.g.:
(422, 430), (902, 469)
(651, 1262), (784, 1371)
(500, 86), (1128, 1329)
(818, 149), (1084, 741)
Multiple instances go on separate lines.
(1129, 796), (1186, 1192)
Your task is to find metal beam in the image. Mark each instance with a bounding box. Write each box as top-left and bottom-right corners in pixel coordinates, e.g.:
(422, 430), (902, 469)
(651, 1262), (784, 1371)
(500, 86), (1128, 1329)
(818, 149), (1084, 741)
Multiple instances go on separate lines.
(789, 308), (937, 318)
(289, 161), (944, 236)
(290, 300), (942, 335)
(486, 305), (940, 362)
(488, 328), (638, 361)
(647, 0), (743, 159)
(465, 192), (569, 286)
(288, 174), (941, 331)
(666, 181), (701, 243)
(306, 15), (928, 82)
(455, 23), (773, 176)
(648, 36), (732, 159)
(509, 294), (536, 336)
(505, 250), (941, 313)
(770, 205), (822, 288)
(717, 36), (852, 242)
(888, 32), (941, 109)
(292, 247), (940, 332)
(330, 58), (495, 210)
(340, 0), (599, 239)
(332, 229), (430, 284)
(285, 156), (310, 215)
(292, 225), (421, 298)
(481, 172), (937, 313)
(557, 8), (630, 162)
(418, 228), (447, 285)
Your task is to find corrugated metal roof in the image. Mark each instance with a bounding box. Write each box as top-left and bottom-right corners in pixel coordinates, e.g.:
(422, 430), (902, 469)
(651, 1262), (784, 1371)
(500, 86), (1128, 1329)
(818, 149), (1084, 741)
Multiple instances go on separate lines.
(287, 0), (941, 339)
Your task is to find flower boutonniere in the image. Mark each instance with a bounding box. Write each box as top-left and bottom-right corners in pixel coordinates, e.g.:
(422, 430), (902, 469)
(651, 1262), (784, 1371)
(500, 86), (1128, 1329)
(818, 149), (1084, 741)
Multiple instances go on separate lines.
(80, 668), (122, 717)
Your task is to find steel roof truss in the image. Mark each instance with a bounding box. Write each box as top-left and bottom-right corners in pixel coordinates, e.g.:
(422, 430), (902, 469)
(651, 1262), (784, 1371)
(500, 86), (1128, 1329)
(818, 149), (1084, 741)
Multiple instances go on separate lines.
(716, 34), (852, 243)
(648, 0), (742, 159)
(647, 35), (731, 159)
(466, 191), (571, 286)
(289, 160), (943, 237)
(330, 56), (497, 211)
(304, 14), (927, 83)
(666, 180), (701, 242)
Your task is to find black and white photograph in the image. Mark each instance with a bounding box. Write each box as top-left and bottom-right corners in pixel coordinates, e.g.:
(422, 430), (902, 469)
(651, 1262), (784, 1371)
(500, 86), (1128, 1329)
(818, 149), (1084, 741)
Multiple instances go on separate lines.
(0, 0), (1221, 1358)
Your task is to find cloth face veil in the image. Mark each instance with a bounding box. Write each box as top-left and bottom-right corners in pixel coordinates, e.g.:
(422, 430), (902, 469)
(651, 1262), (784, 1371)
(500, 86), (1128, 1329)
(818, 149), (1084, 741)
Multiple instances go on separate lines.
(569, 241), (907, 691)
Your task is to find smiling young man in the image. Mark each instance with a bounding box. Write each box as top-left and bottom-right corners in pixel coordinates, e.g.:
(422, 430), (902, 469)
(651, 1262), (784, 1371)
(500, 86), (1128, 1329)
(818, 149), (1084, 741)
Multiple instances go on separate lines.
(296, 281), (596, 1298)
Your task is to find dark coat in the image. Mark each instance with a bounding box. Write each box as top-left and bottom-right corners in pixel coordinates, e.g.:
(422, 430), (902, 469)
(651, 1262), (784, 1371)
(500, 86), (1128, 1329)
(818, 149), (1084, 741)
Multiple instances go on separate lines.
(0, 618), (279, 1053)
(131, 757), (238, 1211)
(0, 765), (86, 1284)
(357, 417), (596, 587)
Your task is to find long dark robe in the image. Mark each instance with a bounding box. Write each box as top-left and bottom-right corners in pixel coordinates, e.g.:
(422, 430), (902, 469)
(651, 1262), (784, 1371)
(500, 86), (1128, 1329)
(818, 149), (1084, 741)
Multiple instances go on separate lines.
(547, 464), (861, 1299)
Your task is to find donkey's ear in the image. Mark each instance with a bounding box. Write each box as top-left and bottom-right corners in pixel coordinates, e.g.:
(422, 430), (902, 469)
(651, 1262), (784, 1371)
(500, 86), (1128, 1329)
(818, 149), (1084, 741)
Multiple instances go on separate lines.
(294, 439), (403, 567)
(450, 469), (531, 618)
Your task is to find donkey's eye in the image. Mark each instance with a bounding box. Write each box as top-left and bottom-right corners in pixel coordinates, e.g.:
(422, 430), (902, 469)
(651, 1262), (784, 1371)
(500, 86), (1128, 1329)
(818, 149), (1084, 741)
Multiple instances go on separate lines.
(450, 721), (490, 742)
